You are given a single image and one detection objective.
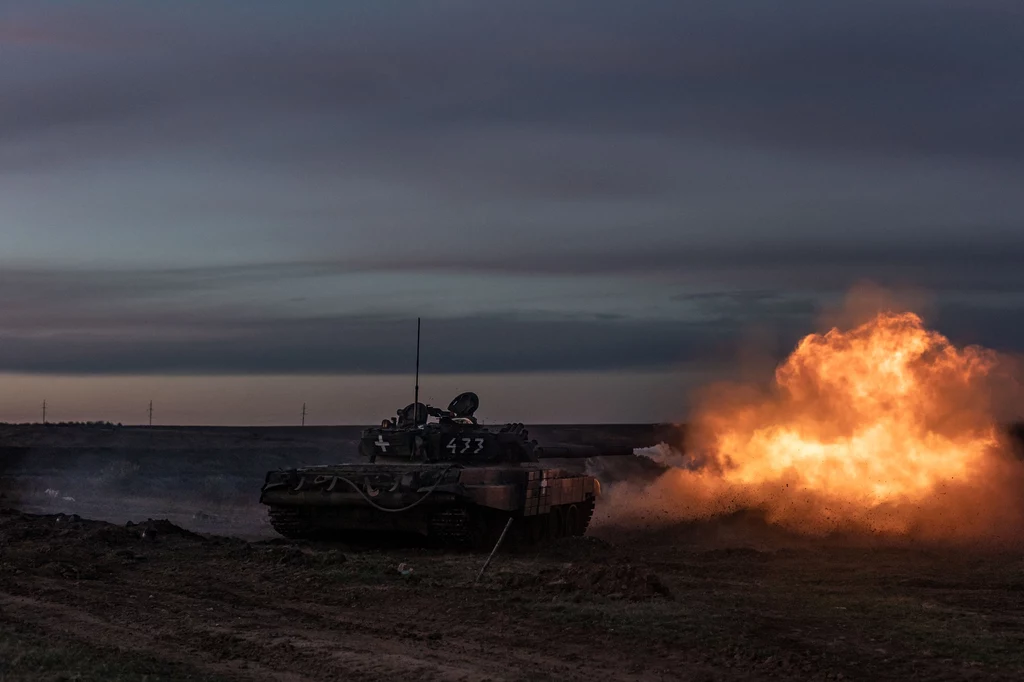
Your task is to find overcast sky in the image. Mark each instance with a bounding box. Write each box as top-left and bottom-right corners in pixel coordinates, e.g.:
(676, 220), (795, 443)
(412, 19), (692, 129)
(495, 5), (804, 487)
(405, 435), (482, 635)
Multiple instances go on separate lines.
(1, 1), (1022, 423)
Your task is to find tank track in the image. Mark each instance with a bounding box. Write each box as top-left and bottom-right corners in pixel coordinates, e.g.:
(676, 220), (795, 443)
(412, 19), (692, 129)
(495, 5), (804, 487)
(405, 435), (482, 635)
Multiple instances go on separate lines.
(428, 498), (599, 550)
(269, 498), (598, 546)
(268, 506), (316, 539)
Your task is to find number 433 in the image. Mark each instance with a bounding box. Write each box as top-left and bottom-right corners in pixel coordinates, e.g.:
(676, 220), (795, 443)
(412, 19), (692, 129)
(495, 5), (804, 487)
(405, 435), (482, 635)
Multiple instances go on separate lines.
(446, 437), (484, 454)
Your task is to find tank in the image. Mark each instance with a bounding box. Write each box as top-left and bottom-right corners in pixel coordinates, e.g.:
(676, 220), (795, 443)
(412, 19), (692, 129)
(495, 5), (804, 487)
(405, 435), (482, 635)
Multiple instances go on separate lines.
(259, 391), (635, 548)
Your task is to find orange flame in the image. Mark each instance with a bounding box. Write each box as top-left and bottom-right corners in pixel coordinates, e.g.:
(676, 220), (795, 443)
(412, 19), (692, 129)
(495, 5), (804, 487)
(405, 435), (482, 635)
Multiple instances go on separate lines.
(607, 308), (1024, 544)
(702, 311), (1000, 500)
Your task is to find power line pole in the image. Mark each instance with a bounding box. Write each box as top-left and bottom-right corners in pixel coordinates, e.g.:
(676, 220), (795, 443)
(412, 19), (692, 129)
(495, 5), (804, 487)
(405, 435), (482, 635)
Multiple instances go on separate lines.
(148, 400), (153, 427)
(301, 402), (307, 427)
(42, 399), (47, 424)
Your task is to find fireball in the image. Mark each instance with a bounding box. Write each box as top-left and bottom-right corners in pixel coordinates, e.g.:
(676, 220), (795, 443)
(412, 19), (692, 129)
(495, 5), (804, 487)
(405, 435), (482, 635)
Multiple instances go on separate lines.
(636, 309), (1024, 542)
(701, 311), (1000, 502)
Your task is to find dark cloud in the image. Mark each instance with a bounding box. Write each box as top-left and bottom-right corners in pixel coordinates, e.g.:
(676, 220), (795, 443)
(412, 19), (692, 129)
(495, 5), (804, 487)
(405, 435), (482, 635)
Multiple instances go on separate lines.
(2, 293), (1020, 376)
(0, 265), (1021, 375)
(4, 239), (1024, 310)
(0, 263), (337, 306)
(934, 301), (1024, 354)
(3, 1), (1022, 162)
(1, 1), (1024, 380)
(354, 242), (1024, 289)
(4, 1), (1020, 263)
(0, 312), (730, 375)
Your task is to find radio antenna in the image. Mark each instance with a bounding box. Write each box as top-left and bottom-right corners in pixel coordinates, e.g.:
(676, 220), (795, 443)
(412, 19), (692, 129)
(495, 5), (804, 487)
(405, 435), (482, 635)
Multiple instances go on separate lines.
(413, 317), (421, 417)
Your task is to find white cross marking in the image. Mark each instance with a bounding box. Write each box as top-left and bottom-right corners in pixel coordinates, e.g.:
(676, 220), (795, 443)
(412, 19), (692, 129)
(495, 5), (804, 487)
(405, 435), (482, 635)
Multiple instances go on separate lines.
(375, 435), (390, 452)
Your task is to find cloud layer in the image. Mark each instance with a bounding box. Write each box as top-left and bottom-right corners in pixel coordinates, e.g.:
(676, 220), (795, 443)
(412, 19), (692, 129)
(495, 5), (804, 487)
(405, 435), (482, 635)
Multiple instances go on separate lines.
(1, 1), (1022, 376)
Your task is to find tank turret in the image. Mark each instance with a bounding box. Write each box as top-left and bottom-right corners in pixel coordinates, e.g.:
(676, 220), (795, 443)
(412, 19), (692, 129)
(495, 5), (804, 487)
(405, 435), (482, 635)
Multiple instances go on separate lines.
(359, 393), (634, 465)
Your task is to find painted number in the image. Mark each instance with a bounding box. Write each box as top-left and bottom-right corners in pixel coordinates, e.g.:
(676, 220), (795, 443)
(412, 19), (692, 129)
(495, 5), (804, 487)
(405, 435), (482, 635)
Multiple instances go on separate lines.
(448, 438), (485, 454)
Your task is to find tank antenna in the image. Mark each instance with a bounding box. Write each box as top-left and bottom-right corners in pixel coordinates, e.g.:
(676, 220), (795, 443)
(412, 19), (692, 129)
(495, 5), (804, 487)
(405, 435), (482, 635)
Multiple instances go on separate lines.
(414, 317), (421, 416)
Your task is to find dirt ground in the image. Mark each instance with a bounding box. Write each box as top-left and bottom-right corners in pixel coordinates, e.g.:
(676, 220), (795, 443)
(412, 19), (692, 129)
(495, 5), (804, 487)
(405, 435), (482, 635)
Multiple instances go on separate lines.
(2, 508), (1024, 682)
(2, 424), (1024, 680)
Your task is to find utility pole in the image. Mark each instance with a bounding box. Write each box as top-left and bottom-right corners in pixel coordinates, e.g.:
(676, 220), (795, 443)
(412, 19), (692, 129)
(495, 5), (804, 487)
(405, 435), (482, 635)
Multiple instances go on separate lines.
(42, 399), (47, 424)
(148, 400), (153, 427)
(301, 402), (307, 427)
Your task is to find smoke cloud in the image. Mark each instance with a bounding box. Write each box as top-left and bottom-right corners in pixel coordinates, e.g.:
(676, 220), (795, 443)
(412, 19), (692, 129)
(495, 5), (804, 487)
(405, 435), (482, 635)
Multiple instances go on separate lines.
(594, 295), (1024, 548)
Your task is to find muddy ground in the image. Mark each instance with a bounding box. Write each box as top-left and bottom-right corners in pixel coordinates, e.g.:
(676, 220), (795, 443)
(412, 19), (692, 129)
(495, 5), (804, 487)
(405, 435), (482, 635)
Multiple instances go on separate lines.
(2, 424), (1024, 680)
(3, 509), (1024, 681)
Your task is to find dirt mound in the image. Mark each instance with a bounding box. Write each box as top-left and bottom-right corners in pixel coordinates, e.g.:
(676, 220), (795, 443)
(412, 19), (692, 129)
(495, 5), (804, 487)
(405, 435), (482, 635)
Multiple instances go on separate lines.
(125, 518), (203, 541)
(1, 511), (121, 544)
(0, 509), (205, 550)
(497, 561), (672, 601)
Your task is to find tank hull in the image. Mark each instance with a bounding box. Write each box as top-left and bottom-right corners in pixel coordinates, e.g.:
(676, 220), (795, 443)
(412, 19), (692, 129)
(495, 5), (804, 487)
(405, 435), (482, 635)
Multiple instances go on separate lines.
(259, 462), (598, 548)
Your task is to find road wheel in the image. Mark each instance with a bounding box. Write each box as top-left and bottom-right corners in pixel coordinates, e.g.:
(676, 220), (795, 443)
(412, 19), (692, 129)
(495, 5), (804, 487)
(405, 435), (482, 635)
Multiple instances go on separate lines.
(548, 506), (565, 540)
(564, 504), (580, 538)
(525, 515), (546, 547)
(506, 514), (541, 550)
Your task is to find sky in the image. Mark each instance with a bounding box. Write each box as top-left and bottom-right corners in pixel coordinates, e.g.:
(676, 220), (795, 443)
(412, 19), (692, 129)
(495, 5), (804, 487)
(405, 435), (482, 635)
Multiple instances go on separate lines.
(1, 1), (1023, 424)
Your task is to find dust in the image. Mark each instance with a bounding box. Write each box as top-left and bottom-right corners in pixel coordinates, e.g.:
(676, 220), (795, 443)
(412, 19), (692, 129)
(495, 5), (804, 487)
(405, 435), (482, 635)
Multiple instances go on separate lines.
(0, 425), (356, 539)
(595, 442), (1024, 548)
(0, 443), (27, 510)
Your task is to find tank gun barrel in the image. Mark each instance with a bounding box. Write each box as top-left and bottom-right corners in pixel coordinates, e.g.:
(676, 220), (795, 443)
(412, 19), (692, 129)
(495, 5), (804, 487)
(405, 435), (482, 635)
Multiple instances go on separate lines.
(534, 444), (636, 459)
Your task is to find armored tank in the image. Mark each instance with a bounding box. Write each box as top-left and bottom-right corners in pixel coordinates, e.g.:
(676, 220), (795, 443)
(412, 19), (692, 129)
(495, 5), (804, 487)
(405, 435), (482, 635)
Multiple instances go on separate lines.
(259, 392), (635, 548)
